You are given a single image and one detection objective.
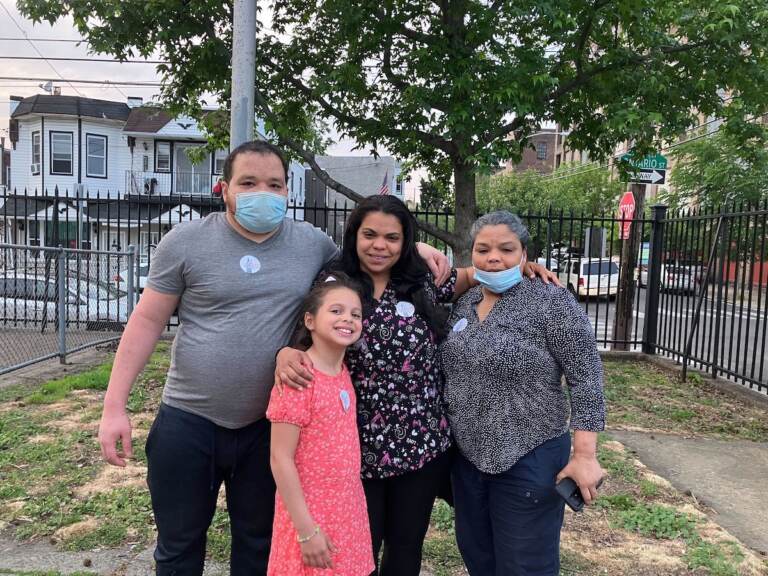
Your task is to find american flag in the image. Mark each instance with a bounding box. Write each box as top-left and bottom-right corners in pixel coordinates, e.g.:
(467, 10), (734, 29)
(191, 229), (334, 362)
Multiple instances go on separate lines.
(378, 170), (390, 195)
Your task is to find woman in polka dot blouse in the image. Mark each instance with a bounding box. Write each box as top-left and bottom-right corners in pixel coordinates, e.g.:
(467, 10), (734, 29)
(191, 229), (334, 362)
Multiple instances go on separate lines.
(440, 210), (606, 576)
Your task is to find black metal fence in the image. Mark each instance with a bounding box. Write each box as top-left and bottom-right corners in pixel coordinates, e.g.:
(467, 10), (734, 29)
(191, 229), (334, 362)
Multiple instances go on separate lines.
(1, 188), (766, 392)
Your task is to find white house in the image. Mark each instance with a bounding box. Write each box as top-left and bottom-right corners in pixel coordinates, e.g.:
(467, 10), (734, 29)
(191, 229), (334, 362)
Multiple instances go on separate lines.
(3, 94), (305, 256)
(8, 94), (305, 200)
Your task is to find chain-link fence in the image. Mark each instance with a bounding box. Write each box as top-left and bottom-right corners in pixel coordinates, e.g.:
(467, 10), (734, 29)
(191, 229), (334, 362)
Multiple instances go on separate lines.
(0, 243), (136, 375)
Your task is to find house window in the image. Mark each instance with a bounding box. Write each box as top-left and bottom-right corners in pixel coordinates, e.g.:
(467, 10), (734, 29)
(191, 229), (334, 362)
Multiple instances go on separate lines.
(31, 131), (41, 174)
(140, 231), (159, 256)
(213, 149), (227, 174)
(86, 134), (107, 178)
(536, 142), (548, 160)
(155, 142), (171, 172)
(142, 155), (149, 171)
(50, 131), (73, 175)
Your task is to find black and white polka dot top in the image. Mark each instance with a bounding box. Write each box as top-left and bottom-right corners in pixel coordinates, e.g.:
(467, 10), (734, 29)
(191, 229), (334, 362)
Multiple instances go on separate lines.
(440, 279), (606, 474)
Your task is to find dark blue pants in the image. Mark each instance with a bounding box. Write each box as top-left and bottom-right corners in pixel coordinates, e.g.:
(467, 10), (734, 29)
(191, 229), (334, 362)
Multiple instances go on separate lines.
(146, 403), (275, 576)
(452, 433), (571, 576)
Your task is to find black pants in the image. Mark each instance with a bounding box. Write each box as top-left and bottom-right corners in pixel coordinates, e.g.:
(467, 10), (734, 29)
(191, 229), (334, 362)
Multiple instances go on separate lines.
(146, 403), (276, 576)
(363, 449), (453, 576)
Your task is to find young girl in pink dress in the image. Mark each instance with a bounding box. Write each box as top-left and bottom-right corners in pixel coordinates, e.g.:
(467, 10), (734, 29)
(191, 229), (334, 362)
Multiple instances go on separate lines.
(267, 274), (374, 576)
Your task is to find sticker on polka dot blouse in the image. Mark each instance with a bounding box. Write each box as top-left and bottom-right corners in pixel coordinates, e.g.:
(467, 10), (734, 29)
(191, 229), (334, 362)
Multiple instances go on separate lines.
(239, 255), (261, 274)
(452, 318), (468, 332)
(395, 301), (415, 318)
(339, 389), (351, 413)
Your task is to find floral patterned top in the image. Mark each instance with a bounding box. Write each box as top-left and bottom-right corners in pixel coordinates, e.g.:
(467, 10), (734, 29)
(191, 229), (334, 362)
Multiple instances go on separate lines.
(346, 270), (457, 479)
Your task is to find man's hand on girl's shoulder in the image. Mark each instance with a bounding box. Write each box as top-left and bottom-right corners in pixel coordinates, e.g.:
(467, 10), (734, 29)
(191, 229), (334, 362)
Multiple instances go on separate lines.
(274, 347), (315, 393)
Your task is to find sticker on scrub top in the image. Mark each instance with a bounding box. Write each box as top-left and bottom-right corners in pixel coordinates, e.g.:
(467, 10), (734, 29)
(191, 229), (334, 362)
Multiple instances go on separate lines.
(340, 389), (351, 413)
(452, 318), (469, 332)
(395, 301), (416, 318)
(240, 255), (261, 274)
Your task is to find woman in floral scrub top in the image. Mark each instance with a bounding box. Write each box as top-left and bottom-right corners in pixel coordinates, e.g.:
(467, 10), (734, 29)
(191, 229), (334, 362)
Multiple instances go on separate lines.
(334, 196), (472, 576)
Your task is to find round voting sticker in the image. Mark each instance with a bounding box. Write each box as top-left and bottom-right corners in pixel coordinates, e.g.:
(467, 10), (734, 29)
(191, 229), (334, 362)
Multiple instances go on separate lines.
(452, 318), (468, 332)
(240, 255), (261, 274)
(395, 301), (416, 318)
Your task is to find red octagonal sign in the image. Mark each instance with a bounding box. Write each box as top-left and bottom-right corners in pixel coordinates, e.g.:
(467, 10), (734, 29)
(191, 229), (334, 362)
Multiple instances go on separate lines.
(618, 191), (636, 240)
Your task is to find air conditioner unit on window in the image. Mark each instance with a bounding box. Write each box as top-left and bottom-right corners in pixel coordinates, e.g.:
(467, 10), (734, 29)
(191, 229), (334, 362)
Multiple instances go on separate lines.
(30, 163), (40, 174)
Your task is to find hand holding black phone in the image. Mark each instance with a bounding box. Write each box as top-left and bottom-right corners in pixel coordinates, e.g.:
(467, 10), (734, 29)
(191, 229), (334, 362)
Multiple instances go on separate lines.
(555, 476), (603, 512)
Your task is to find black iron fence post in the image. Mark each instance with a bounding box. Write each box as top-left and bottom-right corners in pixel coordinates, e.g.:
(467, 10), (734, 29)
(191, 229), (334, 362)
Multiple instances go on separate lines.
(642, 204), (667, 354)
(712, 212), (729, 379)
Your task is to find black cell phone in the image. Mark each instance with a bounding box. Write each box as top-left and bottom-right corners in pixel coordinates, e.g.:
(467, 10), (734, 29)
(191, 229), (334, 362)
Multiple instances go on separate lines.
(555, 477), (603, 512)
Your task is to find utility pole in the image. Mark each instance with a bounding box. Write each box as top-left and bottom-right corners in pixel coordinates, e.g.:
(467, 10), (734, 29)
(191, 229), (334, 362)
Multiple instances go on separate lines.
(613, 182), (645, 351)
(230, 0), (257, 150)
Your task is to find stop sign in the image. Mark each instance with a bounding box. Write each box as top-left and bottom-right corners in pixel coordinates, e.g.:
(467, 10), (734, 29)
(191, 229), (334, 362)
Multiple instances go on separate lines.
(618, 191), (636, 240)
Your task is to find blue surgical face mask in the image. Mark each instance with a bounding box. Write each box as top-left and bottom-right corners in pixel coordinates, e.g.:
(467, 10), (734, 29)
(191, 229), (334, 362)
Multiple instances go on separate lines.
(233, 191), (287, 234)
(473, 258), (526, 294)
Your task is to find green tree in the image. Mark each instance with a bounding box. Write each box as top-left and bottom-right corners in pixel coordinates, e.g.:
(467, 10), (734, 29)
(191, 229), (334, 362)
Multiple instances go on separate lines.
(20, 0), (768, 263)
(418, 178), (454, 211)
(659, 126), (768, 212)
(477, 164), (622, 214)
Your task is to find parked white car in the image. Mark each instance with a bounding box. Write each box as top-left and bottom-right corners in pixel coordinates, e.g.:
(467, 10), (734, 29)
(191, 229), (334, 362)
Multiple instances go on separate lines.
(557, 258), (620, 299)
(661, 264), (702, 294)
(0, 274), (130, 330)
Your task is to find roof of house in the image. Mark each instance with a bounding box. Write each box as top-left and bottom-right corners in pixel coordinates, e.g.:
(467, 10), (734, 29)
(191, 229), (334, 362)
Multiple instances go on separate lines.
(10, 95), (131, 122)
(122, 107), (174, 134)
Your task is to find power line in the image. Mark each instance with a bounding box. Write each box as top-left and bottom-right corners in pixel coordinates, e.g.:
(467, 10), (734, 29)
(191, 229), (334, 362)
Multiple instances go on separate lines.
(0, 1), (86, 98)
(0, 55), (168, 64)
(0, 36), (87, 43)
(0, 76), (163, 87)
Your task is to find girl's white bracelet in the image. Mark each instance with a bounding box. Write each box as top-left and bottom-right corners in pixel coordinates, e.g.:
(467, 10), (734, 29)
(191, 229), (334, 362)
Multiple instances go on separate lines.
(297, 525), (320, 544)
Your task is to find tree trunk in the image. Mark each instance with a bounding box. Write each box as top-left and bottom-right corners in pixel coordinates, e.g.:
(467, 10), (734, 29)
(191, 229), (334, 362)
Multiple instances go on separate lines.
(452, 160), (477, 266)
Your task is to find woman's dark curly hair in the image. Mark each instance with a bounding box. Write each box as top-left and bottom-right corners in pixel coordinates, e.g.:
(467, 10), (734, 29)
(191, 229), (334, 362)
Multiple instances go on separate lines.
(333, 195), (449, 341)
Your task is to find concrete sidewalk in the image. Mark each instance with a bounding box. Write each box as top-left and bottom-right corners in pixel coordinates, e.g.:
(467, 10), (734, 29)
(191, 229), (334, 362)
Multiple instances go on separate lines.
(609, 429), (768, 556)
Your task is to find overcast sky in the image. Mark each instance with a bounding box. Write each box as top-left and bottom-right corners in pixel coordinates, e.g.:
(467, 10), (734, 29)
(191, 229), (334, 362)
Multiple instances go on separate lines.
(0, 1), (422, 202)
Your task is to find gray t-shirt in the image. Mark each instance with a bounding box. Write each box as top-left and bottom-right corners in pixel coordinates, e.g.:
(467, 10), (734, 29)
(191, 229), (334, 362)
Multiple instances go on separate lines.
(146, 213), (338, 428)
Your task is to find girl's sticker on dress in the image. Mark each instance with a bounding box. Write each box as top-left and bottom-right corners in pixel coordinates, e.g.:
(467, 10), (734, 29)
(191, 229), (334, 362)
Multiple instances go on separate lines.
(395, 301), (415, 318)
(239, 255), (261, 274)
(452, 318), (468, 332)
(339, 389), (351, 413)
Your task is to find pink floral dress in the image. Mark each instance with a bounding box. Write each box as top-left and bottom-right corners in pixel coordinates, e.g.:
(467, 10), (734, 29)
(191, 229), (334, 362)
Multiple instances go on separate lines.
(266, 366), (374, 576)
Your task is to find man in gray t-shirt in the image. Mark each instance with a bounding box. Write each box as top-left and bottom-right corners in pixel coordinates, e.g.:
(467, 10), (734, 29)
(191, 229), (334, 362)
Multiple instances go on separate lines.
(97, 141), (448, 576)
(147, 210), (337, 428)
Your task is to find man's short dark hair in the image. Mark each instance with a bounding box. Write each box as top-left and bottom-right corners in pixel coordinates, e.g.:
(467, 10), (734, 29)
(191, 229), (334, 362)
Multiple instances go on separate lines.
(222, 140), (290, 184)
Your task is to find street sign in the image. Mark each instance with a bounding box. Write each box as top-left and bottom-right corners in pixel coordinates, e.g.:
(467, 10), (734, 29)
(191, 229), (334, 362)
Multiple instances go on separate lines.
(618, 191), (636, 240)
(620, 153), (667, 185)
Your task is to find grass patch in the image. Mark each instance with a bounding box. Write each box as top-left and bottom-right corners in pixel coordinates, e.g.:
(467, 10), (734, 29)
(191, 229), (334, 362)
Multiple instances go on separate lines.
(618, 503), (698, 540)
(597, 436), (638, 483)
(422, 501), (464, 576)
(206, 509), (233, 562)
(685, 539), (745, 576)
(603, 359), (768, 441)
(0, 343), (171, 551)
(25, 362), (113, 404)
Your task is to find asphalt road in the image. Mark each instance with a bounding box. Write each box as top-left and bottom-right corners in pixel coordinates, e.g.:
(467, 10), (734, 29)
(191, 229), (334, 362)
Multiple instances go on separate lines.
(579, 286), (766, 390)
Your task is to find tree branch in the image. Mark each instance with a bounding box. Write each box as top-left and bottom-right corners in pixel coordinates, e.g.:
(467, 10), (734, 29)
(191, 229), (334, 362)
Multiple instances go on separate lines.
(265, 59), (458, 155)
(574, 0), (614, 74)
(253, 88), (458, 246)
(552, 40), (714, 103)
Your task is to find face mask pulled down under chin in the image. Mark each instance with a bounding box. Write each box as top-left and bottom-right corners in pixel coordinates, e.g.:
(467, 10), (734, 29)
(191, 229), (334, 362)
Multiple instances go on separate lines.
(473, 260), (525, 294)
(233, 191), (288, 234)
